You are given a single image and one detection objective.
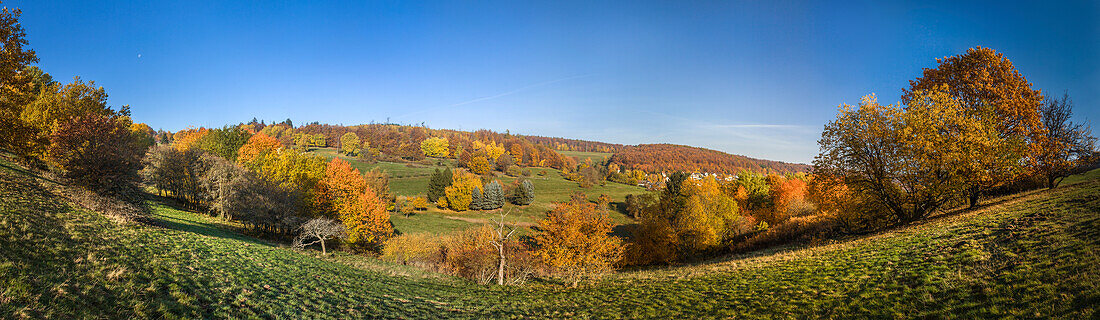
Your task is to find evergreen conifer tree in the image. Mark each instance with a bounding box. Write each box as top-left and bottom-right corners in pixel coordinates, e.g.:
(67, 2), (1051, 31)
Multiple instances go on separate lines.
(470, 187), (484, 211)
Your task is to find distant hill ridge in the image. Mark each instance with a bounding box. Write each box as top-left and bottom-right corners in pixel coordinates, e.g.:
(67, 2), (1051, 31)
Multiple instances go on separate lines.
(609, 143), (811, 175)
(271, 123), (804, 173)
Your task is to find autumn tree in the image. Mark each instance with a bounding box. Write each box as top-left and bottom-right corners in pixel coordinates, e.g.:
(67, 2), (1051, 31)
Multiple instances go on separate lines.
(338, 189), (393, 250)
(49, 113), (143, 197)
(316, 157), (367, 213)
(172, 127), (210, 151)
(20, 78), (124, 159)
(624, 193), (657, 219)
(420, 137), (449, 158)
(440, 169), (482, 211)
(534, 200), (624, 287)
(0, 5), (38, 156)
(815, 91), (978, 227)
(902, 47), (1041, 206)
(1033, 92), (1097, 188)
(129, 122), (157, 152)
(467, 153), (493, 175)
(766, 175), (809, 224)
(236, 133), (283, 167)
(340, 132), (361, 156)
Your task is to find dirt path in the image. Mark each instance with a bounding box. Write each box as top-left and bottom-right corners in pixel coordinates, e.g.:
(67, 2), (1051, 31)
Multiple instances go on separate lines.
(442, 215), (537, 227)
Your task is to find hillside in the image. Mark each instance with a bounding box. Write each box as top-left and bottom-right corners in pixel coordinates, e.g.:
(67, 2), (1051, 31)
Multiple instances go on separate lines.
(2, 157), (1098, 318)
(610, 144), (812, 175)
(307, 148), (644, 235)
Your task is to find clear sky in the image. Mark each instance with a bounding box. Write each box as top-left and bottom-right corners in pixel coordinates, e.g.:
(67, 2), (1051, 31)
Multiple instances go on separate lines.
(9, 0), (1098, 164)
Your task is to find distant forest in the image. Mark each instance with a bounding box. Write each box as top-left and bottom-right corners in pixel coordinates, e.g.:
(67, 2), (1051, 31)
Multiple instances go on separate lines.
(609, 144), (811, 175)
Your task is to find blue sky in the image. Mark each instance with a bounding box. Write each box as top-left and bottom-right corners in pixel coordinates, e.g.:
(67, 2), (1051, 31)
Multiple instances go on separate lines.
(10, 0), (1098, 164)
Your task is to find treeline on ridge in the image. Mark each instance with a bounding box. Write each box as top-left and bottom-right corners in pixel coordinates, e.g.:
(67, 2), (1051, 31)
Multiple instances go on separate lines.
(609, 143), (811, 175)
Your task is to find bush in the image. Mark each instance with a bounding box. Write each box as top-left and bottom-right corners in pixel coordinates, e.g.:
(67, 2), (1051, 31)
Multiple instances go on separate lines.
(49, 113), (144, 197)
(534, 201), (624, 287)
(731, 214), (836, 253)
(438, 226), (498, 283)
(381, 233), (439, 267)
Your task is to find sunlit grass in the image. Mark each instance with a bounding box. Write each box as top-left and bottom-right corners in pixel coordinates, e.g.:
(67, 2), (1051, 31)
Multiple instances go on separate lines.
(2, 156), (1098, 318)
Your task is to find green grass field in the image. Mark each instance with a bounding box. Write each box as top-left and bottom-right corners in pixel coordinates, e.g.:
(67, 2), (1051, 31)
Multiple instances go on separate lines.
(307, 148), (646, 235)
(3, 157), (1099, 318)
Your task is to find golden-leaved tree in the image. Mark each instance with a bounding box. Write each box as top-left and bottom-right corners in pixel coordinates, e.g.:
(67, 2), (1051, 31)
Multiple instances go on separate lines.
(440, 169), (482, 211)
(338, 187), (393, 250)
(815, 89), (997, 229)
(626, 174), (742, 265)
(534, 200), (623, 287)
(0, 6), (39, 156)
(902, 47), (1040, 206)
(420, 137), (449, 158)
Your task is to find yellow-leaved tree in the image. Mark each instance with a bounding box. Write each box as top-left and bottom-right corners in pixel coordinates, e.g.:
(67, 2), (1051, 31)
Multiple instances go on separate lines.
(902, 47), (1040, 207)
(440, 169), (482, 211)
(534, 200), (623, 287)
(420, 137), (449, 158)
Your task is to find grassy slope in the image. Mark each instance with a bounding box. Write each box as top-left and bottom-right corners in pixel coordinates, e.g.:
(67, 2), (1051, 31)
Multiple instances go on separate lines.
(2, 159), (1098, 318)
(307, 148), (645, 235)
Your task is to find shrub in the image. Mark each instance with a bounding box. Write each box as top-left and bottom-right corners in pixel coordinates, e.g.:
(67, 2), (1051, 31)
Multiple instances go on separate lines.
(534, 201), (624, 287)
(439, 226), (498, 283)
(49, 113), (143, 197)
(731, 214), (836, 253)
(382, 233), (439, 267)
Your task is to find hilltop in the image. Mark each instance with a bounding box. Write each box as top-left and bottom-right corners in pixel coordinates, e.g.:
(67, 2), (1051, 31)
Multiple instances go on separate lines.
(610, 143), (811, 175)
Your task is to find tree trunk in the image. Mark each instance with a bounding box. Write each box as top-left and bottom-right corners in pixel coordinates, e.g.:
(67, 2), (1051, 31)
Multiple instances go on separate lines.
(496, 244), (506, 285)
(321, 239), (327, 255)
(1048, 175), (1058, 189)
(967, 187), (981, 209)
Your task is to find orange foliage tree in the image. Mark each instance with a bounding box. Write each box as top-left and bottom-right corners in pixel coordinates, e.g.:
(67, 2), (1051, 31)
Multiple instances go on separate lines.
(171, 127), (210, 151)
(317, 157), (393, 250)
(768, 175), (809, 224)
(534, 200), (623, 287)
(236, 133), (283, 166)
(902, 47), (1041, 206)
(338, 188), (393, 250)
(440, 169), (482, 211)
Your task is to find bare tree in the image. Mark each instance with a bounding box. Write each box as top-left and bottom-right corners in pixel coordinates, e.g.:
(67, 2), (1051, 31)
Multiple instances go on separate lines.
(489, 208), (518, 285)
(294, 218), (345, 255)
(1036, 92), (1097, 188)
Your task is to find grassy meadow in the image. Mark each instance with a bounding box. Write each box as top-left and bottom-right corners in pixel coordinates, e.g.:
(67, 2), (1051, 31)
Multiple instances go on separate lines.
(2, 154), (1099, 318)
(307, 148), (646, 235)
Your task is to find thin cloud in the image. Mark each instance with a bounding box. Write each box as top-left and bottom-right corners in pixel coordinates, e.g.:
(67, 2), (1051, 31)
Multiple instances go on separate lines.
(711, 124), (805, 129)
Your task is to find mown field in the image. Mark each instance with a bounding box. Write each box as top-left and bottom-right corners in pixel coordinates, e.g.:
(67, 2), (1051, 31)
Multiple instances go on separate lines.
(307, 148), (646, 235)
(2, 154), (1098, 318)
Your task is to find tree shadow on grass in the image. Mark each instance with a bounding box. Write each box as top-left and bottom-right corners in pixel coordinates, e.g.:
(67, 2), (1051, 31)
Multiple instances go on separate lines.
(143, 195), (275, 247)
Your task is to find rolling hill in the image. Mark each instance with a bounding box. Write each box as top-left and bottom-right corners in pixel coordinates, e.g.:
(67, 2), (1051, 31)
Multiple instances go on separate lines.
(2, 156), (1097, 318)
(609, 143), (812, 175)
